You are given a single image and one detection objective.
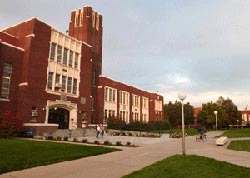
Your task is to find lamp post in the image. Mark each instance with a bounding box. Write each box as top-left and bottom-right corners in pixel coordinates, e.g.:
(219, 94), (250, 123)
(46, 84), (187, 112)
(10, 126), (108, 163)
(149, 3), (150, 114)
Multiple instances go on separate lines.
(178, 93), (187, 155)
(214, 111), (218, 130)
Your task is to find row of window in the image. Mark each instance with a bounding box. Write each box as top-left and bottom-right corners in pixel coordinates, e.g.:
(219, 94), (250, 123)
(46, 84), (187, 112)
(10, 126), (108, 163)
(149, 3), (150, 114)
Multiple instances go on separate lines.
(132, 94), (140, 107)
(1, 63), (12, 99)
(104, 109), (148, 123)
(132, 112), (140, 122)
(104, 87), (150, 109)
(50, 42), (79, 69)
(104, 87), (116, 103)
(47, 72), (77, 95)
(104, 109), (115, 122)
(119, 91), (129, 105)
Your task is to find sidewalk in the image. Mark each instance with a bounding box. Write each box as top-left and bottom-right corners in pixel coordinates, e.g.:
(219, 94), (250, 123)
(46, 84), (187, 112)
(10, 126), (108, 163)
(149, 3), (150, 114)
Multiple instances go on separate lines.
(1, 131), (250, 178)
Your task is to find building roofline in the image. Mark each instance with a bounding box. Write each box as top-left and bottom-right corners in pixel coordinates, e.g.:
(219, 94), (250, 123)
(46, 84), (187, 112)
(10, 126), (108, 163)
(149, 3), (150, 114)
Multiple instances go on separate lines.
(99, 75), (163, 96)
(1, 17), (93, 48)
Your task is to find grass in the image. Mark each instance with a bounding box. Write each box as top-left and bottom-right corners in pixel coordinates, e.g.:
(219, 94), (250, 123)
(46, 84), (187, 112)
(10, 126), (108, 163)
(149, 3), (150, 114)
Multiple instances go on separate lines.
(123, 155), (250, 178)
(166, 128), (198, 136)
(228, 140), (250, 152)
(221, 128), (250, 138)
(0, 138), (119, 174)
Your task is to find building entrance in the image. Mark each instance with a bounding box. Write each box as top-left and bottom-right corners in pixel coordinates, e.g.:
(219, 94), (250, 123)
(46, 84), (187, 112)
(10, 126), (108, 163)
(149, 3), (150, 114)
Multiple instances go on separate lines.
(48, 108), (69, 129)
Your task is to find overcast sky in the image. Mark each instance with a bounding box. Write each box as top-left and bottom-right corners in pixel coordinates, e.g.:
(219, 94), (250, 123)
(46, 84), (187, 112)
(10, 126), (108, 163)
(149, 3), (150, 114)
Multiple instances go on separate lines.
(1, 0), (250, 110)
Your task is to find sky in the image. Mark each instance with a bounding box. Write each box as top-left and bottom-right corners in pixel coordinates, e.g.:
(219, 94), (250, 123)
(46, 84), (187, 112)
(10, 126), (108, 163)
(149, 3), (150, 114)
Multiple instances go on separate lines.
(1, 0), (250, 110)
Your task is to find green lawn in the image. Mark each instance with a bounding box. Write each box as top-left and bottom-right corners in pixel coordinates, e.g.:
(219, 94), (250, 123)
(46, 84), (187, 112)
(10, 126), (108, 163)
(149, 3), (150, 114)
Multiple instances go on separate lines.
(221, 128), (250, 138)
(228, 140), (250, 152)
(167, 128), (198, 136)
(0, 138), (119, 174)
(123, 155), (250, 178)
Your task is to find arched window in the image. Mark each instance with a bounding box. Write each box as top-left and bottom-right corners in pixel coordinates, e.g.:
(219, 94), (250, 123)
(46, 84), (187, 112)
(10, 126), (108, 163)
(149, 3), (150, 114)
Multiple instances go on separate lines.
(1, 62), (12, 99)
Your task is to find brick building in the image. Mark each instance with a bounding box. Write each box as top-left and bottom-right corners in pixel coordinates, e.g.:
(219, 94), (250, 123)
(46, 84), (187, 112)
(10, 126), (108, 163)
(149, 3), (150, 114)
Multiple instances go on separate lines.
(0, 6), (163, 135)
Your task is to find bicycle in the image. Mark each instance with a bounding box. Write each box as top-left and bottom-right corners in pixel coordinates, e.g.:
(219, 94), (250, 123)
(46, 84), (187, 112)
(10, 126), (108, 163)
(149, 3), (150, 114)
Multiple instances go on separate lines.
(196, 134), (207, 142)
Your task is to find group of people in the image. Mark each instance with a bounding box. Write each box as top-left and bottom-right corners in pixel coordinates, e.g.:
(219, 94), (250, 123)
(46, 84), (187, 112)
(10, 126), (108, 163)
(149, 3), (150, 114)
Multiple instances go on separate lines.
(96, 125), (105, 138)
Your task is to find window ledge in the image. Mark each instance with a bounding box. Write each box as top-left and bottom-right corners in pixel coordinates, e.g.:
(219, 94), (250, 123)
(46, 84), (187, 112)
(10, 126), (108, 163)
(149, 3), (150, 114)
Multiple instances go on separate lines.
(0, 98), (10, 101)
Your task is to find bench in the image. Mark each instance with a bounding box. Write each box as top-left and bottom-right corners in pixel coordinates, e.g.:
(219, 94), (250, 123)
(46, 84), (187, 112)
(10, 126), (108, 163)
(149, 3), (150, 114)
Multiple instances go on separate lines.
(216, 136), (228, 146)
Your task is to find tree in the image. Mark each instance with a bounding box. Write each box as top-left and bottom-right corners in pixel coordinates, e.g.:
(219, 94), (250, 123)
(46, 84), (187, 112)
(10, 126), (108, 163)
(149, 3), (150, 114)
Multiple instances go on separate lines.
(216, 96), (241, 125)
(164, 101), (194, 127)
(197, 102), (228, 129)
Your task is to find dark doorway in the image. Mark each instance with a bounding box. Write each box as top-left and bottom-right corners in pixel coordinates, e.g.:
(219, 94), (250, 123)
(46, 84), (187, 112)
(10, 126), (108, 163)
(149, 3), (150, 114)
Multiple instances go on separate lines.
(48, 108), (69, 129)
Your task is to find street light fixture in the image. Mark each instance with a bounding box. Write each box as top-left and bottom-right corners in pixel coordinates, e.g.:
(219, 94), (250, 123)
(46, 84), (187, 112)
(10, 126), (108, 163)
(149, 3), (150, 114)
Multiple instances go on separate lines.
(178, 93), (187, 156)
(214, 111), (218, 130)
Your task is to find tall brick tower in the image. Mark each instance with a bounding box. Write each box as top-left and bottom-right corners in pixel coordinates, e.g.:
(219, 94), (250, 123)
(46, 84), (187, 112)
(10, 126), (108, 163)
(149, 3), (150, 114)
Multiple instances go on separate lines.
(68, 6), (103, 123)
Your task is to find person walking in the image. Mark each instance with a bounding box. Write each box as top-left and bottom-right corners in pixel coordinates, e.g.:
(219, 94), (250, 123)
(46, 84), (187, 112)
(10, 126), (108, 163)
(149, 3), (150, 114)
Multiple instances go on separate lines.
(101, 125), (105, 138)
(96, 125), (101, 138)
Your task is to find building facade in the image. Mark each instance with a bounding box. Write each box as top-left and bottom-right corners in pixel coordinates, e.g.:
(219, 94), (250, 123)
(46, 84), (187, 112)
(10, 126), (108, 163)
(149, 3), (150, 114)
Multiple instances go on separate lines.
(0, 6), (164, 135)
(241, 104), (250, 126)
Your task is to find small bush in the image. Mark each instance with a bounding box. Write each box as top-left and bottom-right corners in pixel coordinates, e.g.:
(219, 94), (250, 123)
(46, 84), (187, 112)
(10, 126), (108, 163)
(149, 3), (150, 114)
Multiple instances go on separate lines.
(56, 136), (62, 141)
(126, 141), (131, 146)
(116, 141), (122, 146)
(73, 138), (78, 142)
(0, 113), (24, 137)
(104, 141), (112, 146)
(47, 135), (53, 140)
(82, 139), (87, 143)
(63, 136), (68, 141)
(94, 140), (100, 145)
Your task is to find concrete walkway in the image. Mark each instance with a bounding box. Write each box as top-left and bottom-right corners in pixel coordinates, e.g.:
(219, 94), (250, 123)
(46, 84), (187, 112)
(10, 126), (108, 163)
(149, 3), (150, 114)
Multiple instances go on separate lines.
(1, 131), (250, 178)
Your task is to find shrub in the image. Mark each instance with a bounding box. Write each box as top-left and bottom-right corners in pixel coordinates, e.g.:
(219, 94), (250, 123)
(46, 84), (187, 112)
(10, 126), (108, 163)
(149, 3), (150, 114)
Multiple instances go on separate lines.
(94, 140), (100, 145)
(82, 139), (87, 143)
(47, 135), (53, 140)
(0, 113), (23, 137)
(63, 136), (68, 141)
(73, 138), (78, 142)
(104, 141), (112, 146)
(56, 136), (62, 141)
(116, 141), (122, 146)
(126, 141), (131, 146)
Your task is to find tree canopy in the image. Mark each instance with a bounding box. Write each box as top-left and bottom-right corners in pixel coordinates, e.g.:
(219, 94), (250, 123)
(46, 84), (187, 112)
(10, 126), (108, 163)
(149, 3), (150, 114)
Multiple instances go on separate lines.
(164, 101), (194, 127)
(197, 102), (228, 128)
(216, 96), (241, 125)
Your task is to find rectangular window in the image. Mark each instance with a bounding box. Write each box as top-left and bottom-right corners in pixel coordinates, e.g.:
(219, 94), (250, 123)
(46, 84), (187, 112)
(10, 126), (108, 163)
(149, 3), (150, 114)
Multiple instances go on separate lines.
(104, 87), (108, 101)
(104, 109), (108, 122)
(74, 53), (79, 68)
(112, 90), (116, 103)
(69, 50), (73, 67)
(142, 97), (148, 109)
(119, 111), (122, 120)
(67, 77), (72, 93)
(50, 43), (56, 60)
(63, 48), (68, 65)
(122, 92), (125, 104)
(1, 63), (12, 99)
(62, 75), (66, 92)
(57, 45), (62, 63)
(109, 88), (112, 102)
(119, 91), (122, 104)
(132, 95), (139, 107)
(47, 72), (53, 90)
(73, 78), (77, 95)
(55, 73), (60, 91)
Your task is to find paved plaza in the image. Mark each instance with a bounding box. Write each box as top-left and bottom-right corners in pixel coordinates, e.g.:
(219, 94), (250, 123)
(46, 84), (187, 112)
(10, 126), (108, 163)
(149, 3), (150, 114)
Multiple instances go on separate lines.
(1, 131), (250, 178)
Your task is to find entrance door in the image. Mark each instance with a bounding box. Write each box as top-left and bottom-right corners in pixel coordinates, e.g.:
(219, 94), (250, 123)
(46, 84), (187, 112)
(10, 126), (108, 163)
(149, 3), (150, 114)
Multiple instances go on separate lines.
(48, 108), (69, 129)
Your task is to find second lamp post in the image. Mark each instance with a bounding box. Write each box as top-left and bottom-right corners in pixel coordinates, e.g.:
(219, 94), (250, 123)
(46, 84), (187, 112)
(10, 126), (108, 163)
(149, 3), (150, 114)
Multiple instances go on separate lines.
(178, 93), (187, 155)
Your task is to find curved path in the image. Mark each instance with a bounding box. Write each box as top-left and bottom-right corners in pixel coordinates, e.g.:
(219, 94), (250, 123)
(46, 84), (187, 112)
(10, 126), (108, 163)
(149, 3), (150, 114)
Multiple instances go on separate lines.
(1, 131), (250, 178)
